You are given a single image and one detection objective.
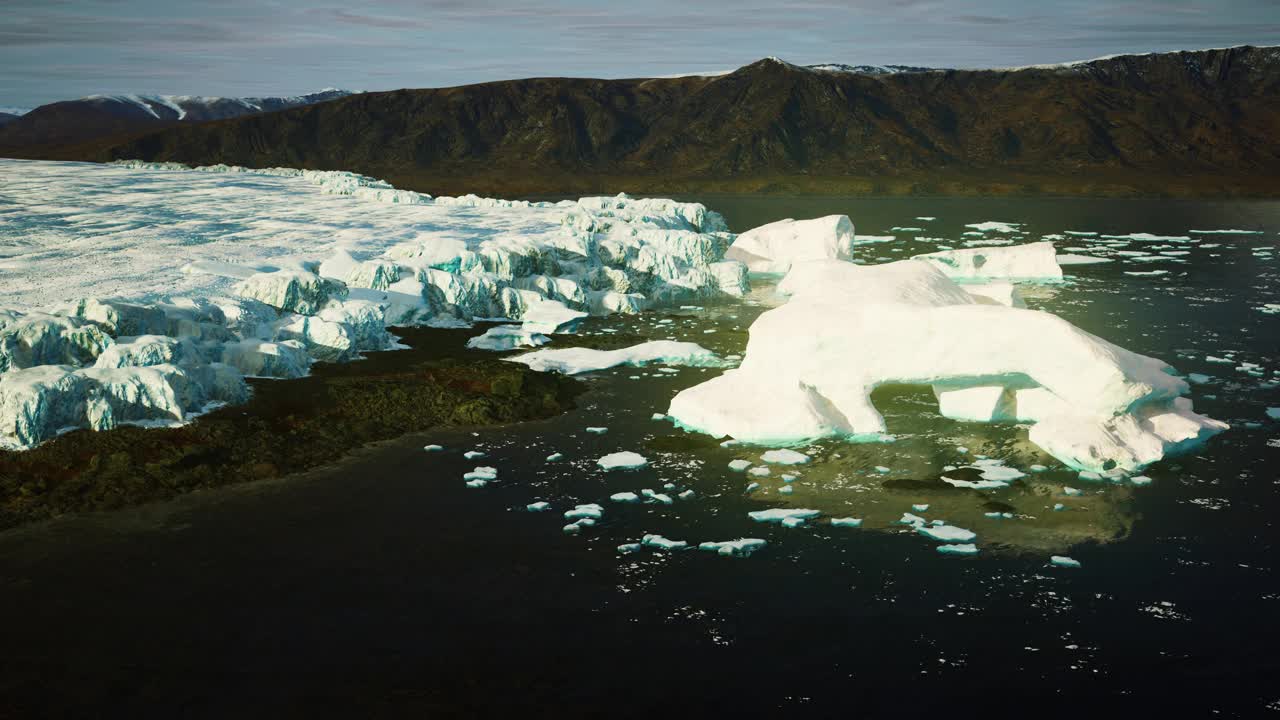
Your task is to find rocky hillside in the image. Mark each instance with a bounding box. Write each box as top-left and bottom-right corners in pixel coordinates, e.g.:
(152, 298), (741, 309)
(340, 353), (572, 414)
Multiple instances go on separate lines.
(6, 46), (1279, 197)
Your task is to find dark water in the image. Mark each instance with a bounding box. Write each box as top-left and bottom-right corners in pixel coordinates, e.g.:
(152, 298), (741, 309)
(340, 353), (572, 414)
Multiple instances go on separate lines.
(2, 196), (1278, 718)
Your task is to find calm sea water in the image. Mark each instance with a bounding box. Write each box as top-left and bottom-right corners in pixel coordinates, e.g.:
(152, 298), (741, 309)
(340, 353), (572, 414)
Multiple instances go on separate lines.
(1, 196), (1278, 718)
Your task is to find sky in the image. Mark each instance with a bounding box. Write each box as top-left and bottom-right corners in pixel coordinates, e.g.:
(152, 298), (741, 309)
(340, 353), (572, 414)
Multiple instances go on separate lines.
(3, 0), (1279, 110)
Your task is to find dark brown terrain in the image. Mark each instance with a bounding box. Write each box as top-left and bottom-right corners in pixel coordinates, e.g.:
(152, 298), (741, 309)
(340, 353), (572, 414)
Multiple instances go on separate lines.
(4, 46), (1279, 197)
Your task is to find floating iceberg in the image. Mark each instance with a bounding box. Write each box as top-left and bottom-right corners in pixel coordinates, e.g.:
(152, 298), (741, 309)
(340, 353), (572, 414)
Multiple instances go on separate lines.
(937, 543), (979, 555)
(748, 508), (821, 524)
(725, 215), (855, 273)
(917, 524), (977, 542)
(667, 257), (1225, 473)
(465, 325), (551, 351)
(760, 449), (810, 465)
(641, 534), (688, 551)
(508, 341), (723, 375)
(597, 451), (649, 470)
(698, 538), (767, 557)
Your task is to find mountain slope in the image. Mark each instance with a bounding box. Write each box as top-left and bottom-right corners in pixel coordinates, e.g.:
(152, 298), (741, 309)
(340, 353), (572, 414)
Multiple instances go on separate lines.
(0, 90), (352, 154)
(9, 46), (1280, 197)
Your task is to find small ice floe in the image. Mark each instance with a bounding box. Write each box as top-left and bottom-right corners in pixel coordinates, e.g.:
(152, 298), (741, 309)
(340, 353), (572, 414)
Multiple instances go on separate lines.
(1123, 270), (1168, 276)
(617, 543), (643, 554)
(598, 451), (649, 470)
(611, 492), (641, 503)
(984, 512), (1014, 519)
(1267, 407), (1280, 421)
(728, 459), (752, 472)
(891, 226), (924, 232)
(1187, 373), (1212, 384)
(465, 479), (488, 489)
(916, 216), (937, 221)
(699, 538), (768, 557)
(527, 501), (551, 512)
(1053, 503), (1066, 511)
(563, 518), (596, 534)
(1258, 304), (1280, 315)
(830, 517), (863, 528)
(937, 544), (979, 556)
(965, 221), (1021, 233)
(640, 488), (674, 504)
(749, 508), (821, 526)
(586, 426), (609, 434)
(942, 477), (1008, 490)
(1063, 487), (1083, 496)
(1078, 471), (1101, 481)
(466, 325), (550, 351)
(916, 524), (977, 543)
(912, 504), (930, 512)
(1050, 555), (1082, 568)
(1064, 231), (1098, 237)
(874, 466), (891, 474)
(641, 534), (688, 551)
(778, 485), (794, 495)
(546, 452), (564, 461)
(651, 412), (667, 421)
(423, 444), (444, 452)
(1130, 475), (1153, 486)
(564, 503), (604, 521)
(1030, 464), (1048, 472)
(464, 466), (498, 481)
(464, 450), (486, 460)
(678, 489), (695, 500)
(1188, 229), (1263, 235)
(898, 513), (927, 527)
(781, 474), (796, 483)
(748, 466), (771, 477)
(745, 482), (760, 493)
(760, 449), (810, 465)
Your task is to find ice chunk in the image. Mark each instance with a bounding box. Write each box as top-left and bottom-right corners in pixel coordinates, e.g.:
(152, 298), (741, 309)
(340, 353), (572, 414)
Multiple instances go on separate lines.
(728, 459), (752, 472)
(725, 215), (855, 273)
(508, 341), (722, 375)
(617, 542), (643, 554)
(1050, 555), (1082, 568)
(466, 325), (551, 351)
(830, 517), (863, 528)
(937, 543), (979, 555)
(699, 538), (767, 557)
(545, 452), (564, 461)
(236, 270), (347, 315)
(747, 466), (771, 477)
(585, 426), (608, 434)
(221, 339), (311, 379)
(464, 466), (498, 481)
(465, 479), (488, 488)
(760, 449), (810, 465)
(916, 524), (977, 542)
(1266, 407), (1280, 421)
(965, 221), (1022, 233)
(526, 501), (550, 512)
(641, 534), (688, 551)
(564, 503), (604, 521)
(423, 444), (443, 452)
(0, 313), (113, 372)
(912, 503), (930, 511)
(610, 492), (641, 503)
(749, 508), (821, 524)
(464, 450), (486, 459)
(914, 242), (1062, 281)
(598, 451), (648, 470)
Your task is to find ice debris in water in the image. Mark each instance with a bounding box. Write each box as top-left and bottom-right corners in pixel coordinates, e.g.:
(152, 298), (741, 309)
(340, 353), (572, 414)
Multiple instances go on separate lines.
(507, 341), (723, 375)
(699, 538), (767, 557)
(938, 544), (979, 555)
(917, 525), (977, 543)
(667, 254), (1226, 474)
(749, 508), (821, 525)
(728, 459), (752, 472)
(912, 504), (930, 512)
(597, 451), (649, 470)
(830, 517), (863, 528)
(1050, 555), (1082, 568)
(781, 474), (796, 483)
(617, 543), (644, 554)
(423, 444), (443, 452)
(464, 450), (485, 459)
(1266, 408), (1280, 421)
(610, 492), (641, 503)
(585, 427), (608, 434)
(651, 412), (667, 420)
(527, 501), (550, 512)
(745, 482), (760, 493)
(546, 452), (564, 461)
(1064, 487), (1083, 496)
(760, 449), (810, 465)
(465, 479), (488, 489)
(1130, 476), (1152, 486)
(899, 513), (928, 527)
(642, 534), (688, 551)
(747, 466), (771, 477)
(1054, 503), (1066, 511)
(465, 325), (550, 351)
(640, 488), (674, 504)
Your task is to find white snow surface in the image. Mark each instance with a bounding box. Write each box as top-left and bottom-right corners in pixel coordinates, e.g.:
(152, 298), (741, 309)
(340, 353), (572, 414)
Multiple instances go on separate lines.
(666, 257), (1226, 473)
(0, 159), (748, 449)
(913, 242), (1064, 281)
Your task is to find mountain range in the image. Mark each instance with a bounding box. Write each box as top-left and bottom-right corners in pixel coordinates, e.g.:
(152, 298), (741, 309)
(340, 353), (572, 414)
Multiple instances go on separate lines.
(3, 46), (1278, 197)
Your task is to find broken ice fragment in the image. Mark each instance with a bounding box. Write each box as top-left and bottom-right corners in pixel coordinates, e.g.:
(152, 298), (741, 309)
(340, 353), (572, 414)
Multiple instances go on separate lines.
(586, 426), (608, 434)
(610, 492), (641, 503)
(916, 525), (977, 543)
(423, 444), (443, 452)
(464, 450), (486, 460)
(564, 503), (604, 521)
(597, 451), (649, 470)
(937, 543), (979, 555)
(463, 466), (498, 481)
(728, 459), (752, 472)
(749, 508), (821, 524)
(760, 449), (810, 465)
(526, 501), (550, 512)
(641, 534), (688, 551)
(698, 538), (767, 557)
(830, 517), (863, 528)
(1050, 555), (1082, 568)
(546, 452), (564, 461)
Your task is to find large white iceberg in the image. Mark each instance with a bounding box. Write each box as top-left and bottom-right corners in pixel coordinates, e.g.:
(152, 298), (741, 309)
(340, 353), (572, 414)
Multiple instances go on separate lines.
(667, 257), (1225, 473)
(725, 215), (855, 273)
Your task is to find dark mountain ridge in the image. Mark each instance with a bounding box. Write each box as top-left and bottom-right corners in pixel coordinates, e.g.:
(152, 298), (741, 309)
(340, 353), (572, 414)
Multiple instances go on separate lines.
(5, 46), (1279, 197)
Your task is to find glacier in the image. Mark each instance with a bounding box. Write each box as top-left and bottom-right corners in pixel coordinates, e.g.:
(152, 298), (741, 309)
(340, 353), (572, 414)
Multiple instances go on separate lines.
(666, 252), (1227, 474)
(0, 159), (750, 449)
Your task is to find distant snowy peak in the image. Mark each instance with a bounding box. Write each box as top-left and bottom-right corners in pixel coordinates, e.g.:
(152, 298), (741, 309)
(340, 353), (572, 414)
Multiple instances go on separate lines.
(77, 89), (355, 122)
(805, 63), (939, 75)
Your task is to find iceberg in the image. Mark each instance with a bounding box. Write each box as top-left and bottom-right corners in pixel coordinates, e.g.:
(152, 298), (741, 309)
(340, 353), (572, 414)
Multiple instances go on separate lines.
(507, 341), (722, 375)
(916, 524), (977, 542)
(725, 215), (855, 273)
(760, 449), (810, 465)
(698, 538), (767, 557)
(641, 534), (688, 551)
(667, 258), (1225, 473)
(830, 517), (863, 528)
(466, 325), (551, 351)
(1050, 555), (1082, 568)
(937, 544), (979, 555)
(748, 508), (821, 524)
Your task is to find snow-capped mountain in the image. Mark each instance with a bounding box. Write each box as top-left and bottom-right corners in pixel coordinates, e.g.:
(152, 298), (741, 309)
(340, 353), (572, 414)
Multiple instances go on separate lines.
(0, 89), (354, 152)
(804, 63), (939, 75)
